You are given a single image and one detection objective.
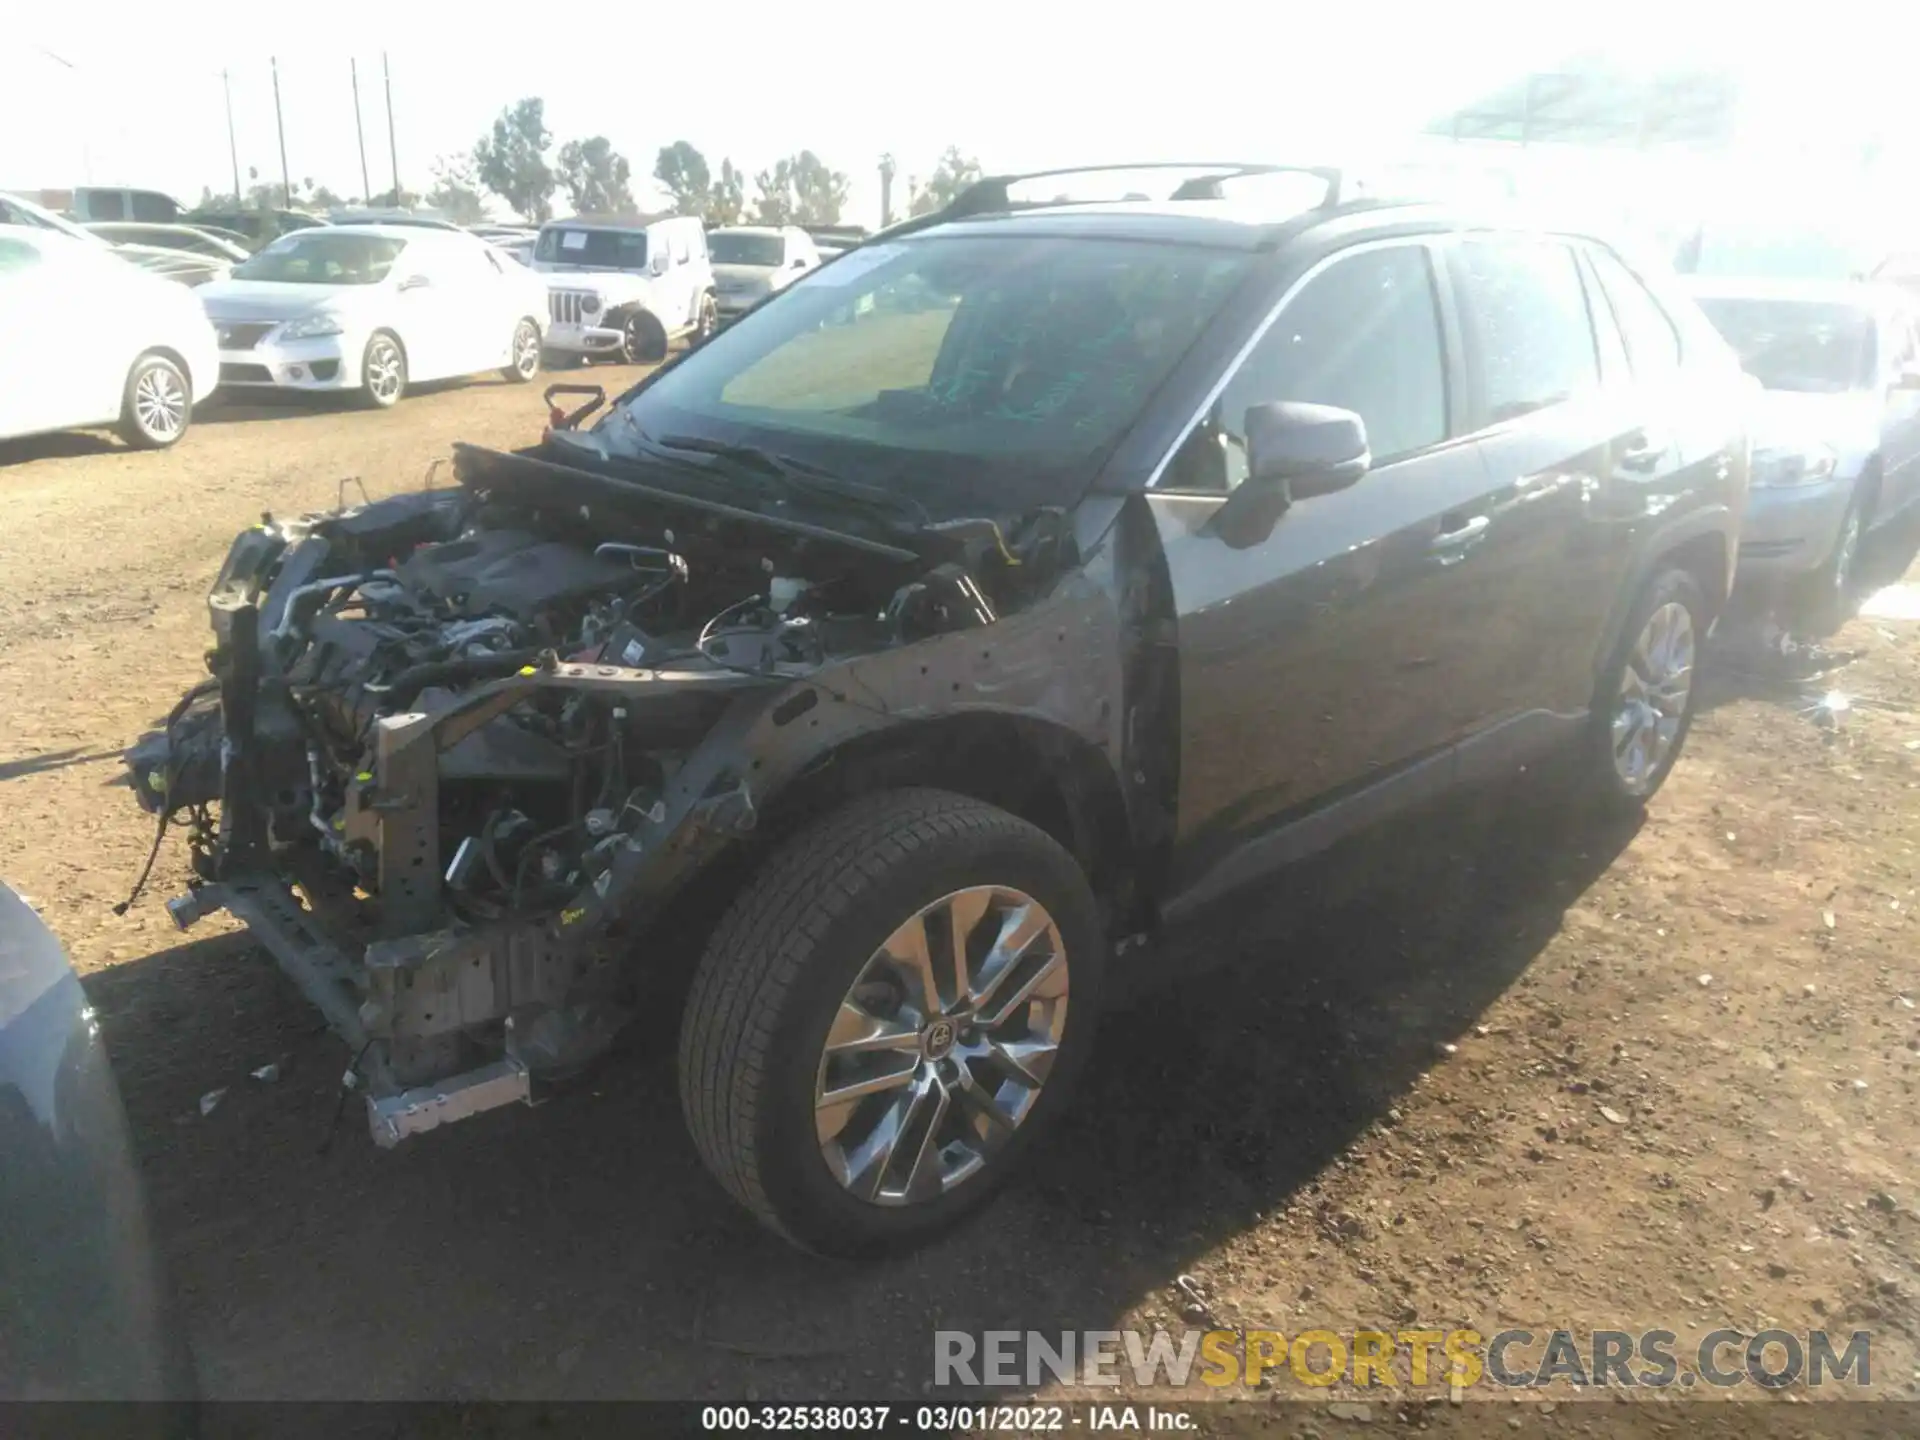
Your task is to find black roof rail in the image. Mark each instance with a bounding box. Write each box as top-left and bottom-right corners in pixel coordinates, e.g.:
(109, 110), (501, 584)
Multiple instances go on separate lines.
(864, 161), (1352, 246)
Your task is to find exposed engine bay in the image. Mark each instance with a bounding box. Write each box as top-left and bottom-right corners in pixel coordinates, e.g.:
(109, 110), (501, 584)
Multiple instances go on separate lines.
(127, 442), (1091, 1143)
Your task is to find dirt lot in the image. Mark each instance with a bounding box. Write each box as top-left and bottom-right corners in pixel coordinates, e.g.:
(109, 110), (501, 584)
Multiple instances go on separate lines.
(5, 376), (1920, 1423)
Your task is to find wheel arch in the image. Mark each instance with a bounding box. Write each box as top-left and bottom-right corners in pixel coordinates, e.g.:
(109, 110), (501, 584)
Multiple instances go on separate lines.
(757, 712), (1136, 920)
(132, 345), (195, 399)
(1593, 506), (1736, 690)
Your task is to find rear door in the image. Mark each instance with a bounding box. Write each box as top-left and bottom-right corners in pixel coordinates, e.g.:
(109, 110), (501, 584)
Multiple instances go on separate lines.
(1148, 238), (1498, 913)
(1439, 234), (1626, 722)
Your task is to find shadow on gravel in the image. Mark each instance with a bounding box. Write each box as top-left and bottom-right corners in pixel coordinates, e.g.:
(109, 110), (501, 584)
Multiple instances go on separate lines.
(0, 745), (126, 782)
(195, 374), (534, 426)
(88, 777), (1636, 1400)
(0, 431), (125, 466)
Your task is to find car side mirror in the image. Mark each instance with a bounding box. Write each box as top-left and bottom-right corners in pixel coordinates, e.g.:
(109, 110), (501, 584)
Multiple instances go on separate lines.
(1209, 402), (1370, 546)
(648, 252), (670, 277)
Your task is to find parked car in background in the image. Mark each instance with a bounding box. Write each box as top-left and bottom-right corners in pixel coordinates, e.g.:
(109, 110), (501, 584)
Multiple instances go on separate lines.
(63, 186), (186, 223)
(110, 243), (232, 289)
(708, 224), (821, 324)
(182, 208), (326, 250)
(530, 212), (716, 363)
(469, 223), (537, 244)
(1688, 278), (1920, 613)
(0, 883), (195, 1404)
(196, 225), (548, 408)
(130, 164), (1751, 1257)
(86, 223), (251, 264)
(491, 235), (535, 267)
(0, 224), (216, 449)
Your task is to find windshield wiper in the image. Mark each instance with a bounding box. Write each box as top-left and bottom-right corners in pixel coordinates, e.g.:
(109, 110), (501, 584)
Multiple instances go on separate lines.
(643, 432), (930, 526)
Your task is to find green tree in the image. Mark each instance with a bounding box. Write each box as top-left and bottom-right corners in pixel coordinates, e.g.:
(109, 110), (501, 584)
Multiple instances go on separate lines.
(557, 136), (634, 214)
(654, 140), (712, 215)
(911, 147), (982, 216)
(708, 160), (746, 226)
(753, 151), (849, 226)
(425, 154), (488, 224)
(473, 97), (555, 223)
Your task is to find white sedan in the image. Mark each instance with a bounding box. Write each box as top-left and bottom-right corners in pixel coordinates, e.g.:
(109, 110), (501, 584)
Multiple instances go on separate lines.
(196, 225), (549, 408)
(0, 223), (218, 449)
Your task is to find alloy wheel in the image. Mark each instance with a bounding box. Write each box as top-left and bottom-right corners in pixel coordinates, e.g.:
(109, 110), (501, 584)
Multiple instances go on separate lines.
(813, 885), (1069, 1206)
(132, 363), (186, 442)
(513, 322), (540, 379)
(365, 338), (404, 404)
(1611, 600), (1695, 794)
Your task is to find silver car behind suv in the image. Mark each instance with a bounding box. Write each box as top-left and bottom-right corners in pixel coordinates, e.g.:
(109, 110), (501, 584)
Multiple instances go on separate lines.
(1689, 278), (1920, 612)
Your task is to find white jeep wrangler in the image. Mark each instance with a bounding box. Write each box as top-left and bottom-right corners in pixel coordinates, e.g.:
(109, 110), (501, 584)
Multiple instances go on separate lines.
(531, 213), (717, 364)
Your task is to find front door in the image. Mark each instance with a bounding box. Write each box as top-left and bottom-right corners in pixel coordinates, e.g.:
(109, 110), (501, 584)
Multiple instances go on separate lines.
(1146, 239), (1502, 919)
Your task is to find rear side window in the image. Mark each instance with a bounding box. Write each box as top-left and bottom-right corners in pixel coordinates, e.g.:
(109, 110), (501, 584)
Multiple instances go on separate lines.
(1165, 243), (1448, 488)
(89, 191), (126, 220)
(1588, 247), (1682, 378)
(1452, 237), (1600, 424)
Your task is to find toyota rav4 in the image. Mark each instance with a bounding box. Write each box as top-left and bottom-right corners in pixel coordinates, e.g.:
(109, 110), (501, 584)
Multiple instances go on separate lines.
(127, 164), (1750, 1256)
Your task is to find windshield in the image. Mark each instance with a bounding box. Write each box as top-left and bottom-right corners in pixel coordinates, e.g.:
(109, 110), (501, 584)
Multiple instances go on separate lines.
(711, 233), (785, 267)
(591, 234), (1252, 509)
(536, 227), (647, 268)
(233, 232), (406, 285)
(1694, 296), (1876, 394)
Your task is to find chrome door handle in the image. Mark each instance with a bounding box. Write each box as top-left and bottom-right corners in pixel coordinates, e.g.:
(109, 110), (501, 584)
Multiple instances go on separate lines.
(1430, 515), (1489, 550)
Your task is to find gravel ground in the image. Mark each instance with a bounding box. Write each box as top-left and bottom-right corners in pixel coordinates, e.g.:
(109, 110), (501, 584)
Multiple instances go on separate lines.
(3, 375), (1919, 1426)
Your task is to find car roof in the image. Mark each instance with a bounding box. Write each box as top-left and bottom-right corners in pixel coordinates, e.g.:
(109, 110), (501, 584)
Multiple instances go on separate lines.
(1683, 276), (1895, 310)
(543, 212), (689, 232)
(712, 225), (785, 237)
(280, 223), (427, 242)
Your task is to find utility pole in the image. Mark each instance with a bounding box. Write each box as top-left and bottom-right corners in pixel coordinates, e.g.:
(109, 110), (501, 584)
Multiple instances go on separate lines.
(878, 153), (896, 228)
(350, 59), (371, 201)
(223, 69), (241, 201)
(271, 57), (292, 208)
(383, 51), (400, 205)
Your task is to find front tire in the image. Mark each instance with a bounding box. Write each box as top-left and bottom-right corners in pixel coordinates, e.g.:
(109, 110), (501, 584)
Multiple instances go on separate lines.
(1579, 568), (1705, 814)
(359, 331), (406, 408)
(116, 353), (190, 449)
(678, 789), (1104, 1256)
(502, 318), (541, 383)
(620, 309), (668, 364)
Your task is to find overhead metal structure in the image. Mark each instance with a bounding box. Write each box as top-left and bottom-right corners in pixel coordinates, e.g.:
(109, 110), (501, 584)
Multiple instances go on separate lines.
(1426, 56), (1741, 149)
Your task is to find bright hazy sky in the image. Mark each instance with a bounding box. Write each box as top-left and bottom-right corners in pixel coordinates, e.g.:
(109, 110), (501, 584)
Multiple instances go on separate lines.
(7, 3), (1916, 227)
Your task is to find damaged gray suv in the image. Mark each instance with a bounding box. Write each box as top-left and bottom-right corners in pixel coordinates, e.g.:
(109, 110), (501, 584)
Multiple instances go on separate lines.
(128, 164), (1752, 1255)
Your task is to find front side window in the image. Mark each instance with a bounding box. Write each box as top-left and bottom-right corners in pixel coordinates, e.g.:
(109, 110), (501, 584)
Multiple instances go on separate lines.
(1161, 243), (1448, 491)
(1452, 237), (1600, 424)
(586, 234), (1253, 509)
(90, 192), (126, 220)
(130, 192), (175, 222)
(233, 232), (407, 285)
(1693, 297), (1876, 394)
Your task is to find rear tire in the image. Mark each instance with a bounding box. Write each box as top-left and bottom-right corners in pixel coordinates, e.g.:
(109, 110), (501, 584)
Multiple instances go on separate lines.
(1577, 568), (1706, 815)
(359, 331), (406, 408)
(678, 789), (1104, 1256)
(116, 353), (190, 449)
(502, 318), (541, 383)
